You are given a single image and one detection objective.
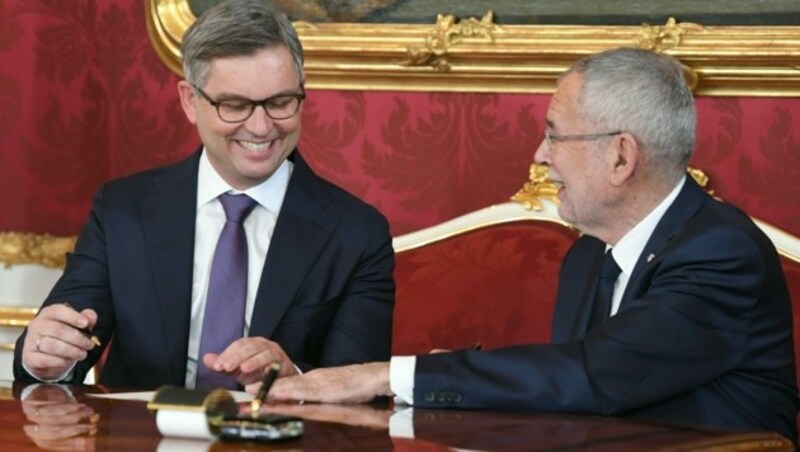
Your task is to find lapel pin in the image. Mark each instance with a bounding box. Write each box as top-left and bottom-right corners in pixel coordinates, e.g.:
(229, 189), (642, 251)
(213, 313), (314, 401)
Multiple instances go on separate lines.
(647, 253), (656, 262)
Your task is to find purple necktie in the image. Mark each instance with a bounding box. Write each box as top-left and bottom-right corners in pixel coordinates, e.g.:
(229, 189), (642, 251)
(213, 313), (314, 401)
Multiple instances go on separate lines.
(196, 193), (258, 390)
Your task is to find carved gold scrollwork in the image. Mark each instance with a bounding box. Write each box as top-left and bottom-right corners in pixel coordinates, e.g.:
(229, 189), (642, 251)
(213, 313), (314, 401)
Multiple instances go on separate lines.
(636, 17), (703, 52)
(636, 18), (702, 90)
(405, 11), (500, 72)
(687, 166), (715, 197)
(145, 1), (800, 96)
(511, 164), (712, 211)
(0, 232), (76, 269)
(510, 164), (560, 211)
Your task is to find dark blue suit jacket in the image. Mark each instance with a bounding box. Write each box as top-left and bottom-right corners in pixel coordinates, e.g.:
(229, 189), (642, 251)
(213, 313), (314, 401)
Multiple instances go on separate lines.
(414, 178), (798, 440)
(14, 149), (395, 389)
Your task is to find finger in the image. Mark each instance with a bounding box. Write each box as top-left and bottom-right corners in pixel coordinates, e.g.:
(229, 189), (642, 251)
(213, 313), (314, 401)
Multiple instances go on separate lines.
(26, 313), (97, 358)
(239, 339), (298, 376)
(206, 341), (252, 373)
(201, 352), (220, 371)
(200, 353), (242, 381)
(49, 303), (94, 332)
(268, 373), (326, 402)
(216, 337), (296, 376)
(78, 309), (98, 330)
(31, 334), (90, 361)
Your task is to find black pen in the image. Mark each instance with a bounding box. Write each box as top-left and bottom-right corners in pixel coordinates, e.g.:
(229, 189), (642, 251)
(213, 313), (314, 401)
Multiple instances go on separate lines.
(250, 362), (281, 415)
(61, 303), (101, 346)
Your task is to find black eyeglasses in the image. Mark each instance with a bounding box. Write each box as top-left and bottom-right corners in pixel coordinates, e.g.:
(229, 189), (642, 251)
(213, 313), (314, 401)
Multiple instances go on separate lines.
(193, 85), (306, 123)
(545, 130), (622, 148)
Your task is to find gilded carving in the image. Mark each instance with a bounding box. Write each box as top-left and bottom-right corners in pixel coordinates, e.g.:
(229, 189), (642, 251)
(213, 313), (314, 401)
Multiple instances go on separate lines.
(636, 17), (703, 53)
(405, 11), (500, 72)
(511, 164), (560, 211)
(635, 18), (702, 90)
(146, 0), (800, 96)
(512, 165), (712, 211)
(0, 232), (75, 269)
(687, 166), (709, 189)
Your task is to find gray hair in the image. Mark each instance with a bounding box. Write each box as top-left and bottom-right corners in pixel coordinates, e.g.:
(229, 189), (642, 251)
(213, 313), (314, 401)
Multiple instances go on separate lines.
(181, 0), (304, 87)
(565, 48), (696, 181)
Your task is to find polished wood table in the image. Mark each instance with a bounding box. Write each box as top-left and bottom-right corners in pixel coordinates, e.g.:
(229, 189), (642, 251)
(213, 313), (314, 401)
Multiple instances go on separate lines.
(0, 381), (793, 451)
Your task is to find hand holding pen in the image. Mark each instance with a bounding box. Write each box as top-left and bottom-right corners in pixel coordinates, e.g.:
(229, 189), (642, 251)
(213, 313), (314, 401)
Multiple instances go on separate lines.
(22, 302), (101, 381)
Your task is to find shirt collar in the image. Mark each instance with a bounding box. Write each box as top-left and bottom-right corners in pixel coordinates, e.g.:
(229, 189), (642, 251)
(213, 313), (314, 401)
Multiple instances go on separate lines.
(610, 175), (686, 276)
(197, 149), (293, 213)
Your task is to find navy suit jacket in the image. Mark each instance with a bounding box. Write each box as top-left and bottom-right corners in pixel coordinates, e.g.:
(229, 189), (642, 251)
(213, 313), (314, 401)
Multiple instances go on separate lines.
(414, 178), (798, 440)
(14, 149), (395, 389)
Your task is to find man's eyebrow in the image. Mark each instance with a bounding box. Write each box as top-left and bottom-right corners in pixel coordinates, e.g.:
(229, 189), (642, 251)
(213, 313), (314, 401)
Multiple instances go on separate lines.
(211, 89), (299, 101)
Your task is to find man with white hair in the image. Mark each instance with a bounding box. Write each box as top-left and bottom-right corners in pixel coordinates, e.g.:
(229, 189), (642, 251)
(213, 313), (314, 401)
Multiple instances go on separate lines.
(267, 48), (798, 441)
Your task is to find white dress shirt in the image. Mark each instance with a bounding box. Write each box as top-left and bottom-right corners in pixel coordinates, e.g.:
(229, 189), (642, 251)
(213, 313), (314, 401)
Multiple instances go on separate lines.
(390, 176), (687, 404)
(185, 150), (292, 388)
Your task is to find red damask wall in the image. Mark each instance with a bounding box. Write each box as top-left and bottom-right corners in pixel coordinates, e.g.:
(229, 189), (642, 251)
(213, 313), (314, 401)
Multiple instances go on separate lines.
(1, 0), (798, 238)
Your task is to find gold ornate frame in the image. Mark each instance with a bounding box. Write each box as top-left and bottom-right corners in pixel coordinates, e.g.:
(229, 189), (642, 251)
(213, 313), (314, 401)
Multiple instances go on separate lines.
(146, 0), (800, 96)
(0, 307), (37, 351)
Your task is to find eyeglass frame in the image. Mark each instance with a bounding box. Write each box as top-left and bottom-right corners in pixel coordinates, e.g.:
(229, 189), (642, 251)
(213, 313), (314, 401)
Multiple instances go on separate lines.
(544, 130), (623, 149)
(193, 84), (306, 123)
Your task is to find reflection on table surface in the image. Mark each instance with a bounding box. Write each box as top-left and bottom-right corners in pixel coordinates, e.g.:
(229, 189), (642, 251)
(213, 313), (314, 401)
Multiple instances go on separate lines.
(0, 380), (793, 451)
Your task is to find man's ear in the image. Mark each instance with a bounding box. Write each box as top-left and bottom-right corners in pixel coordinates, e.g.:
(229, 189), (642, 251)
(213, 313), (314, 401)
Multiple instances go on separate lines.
(610, 132), (639, 186)
(177, 81), (199, 125)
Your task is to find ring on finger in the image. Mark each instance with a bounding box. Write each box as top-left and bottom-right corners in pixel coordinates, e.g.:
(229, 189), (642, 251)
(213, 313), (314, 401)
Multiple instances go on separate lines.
(35, 335), (44, 353)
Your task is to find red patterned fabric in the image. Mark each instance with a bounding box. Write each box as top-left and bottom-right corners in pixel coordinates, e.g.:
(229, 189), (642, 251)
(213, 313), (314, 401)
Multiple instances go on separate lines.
(1, 1), (799, 239)
(392, 221), (579, 355)
(0, 0), (193, 235)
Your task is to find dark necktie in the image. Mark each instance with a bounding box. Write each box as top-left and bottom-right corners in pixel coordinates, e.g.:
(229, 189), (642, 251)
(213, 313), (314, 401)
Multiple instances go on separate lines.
(590, 250), (621, 329)
(196, 193), (258, 390)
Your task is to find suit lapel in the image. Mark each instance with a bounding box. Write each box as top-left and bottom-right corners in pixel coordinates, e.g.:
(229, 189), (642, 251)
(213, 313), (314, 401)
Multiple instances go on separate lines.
(568, 241), (606, 341)
(550, 236), (606, 342)
(618, 178), (707, 309)
(140, 151), (200, 384)
(249, 153), (338, 338)
(572, 248), (606, 339)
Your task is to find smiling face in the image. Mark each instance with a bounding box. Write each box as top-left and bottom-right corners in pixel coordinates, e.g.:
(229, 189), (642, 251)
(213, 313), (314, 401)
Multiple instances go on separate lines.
(178, 45), (303, 190)
(534, 72), (615, 234)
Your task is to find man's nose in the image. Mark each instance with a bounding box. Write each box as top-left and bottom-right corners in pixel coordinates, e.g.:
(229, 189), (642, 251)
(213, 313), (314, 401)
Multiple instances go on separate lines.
(243, 105), (274, 133)
(533, 137), (551, 165)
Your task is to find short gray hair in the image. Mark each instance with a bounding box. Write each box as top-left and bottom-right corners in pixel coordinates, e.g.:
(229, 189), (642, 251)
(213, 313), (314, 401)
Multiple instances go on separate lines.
(565, 48), (696, 180)
(181, 0), (304, 87)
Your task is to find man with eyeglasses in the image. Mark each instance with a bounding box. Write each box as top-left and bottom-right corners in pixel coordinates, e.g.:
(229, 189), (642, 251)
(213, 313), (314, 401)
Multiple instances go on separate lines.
(267, 48), (797, 441)
(14, 0), (394, 391)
